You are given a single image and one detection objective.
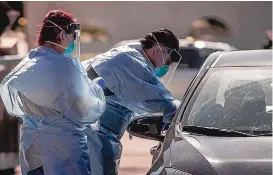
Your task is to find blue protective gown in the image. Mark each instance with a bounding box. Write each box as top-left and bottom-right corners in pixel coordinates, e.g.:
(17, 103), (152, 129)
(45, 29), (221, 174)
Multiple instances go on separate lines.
(82, 44), (178, 175)
(0, 46), (106, 175)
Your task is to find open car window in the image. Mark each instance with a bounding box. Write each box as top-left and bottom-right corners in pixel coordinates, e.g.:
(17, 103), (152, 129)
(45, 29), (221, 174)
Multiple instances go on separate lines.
(182, 67), (272, 135)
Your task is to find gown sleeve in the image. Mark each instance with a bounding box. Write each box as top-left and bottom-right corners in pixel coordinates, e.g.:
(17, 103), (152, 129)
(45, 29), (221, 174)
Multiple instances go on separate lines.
(94, 51), (177, 122)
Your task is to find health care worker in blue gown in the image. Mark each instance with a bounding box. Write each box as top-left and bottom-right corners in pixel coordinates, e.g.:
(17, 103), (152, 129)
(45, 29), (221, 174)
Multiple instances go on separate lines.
(82, 28), (182, 175)
(0, 10), (106, 175)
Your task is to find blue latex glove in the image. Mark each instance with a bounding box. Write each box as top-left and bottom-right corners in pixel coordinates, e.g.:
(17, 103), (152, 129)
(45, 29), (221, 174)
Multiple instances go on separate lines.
(161, 122), (169, 131)
(93, 77), (106, 90)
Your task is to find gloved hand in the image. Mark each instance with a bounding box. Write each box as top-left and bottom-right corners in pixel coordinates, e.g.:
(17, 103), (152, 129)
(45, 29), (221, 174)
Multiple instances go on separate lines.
(161, 122), (170, 131)
(173, 99), (181, 109)
(93, 77), (106, 90)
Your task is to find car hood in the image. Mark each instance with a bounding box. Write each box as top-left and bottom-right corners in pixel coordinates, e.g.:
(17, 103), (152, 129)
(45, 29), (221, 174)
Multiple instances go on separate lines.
(169, 133), (272, 175)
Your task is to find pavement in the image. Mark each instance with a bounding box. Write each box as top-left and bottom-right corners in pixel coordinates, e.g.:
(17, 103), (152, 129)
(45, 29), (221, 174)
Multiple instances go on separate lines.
(119, 132), (157, 175)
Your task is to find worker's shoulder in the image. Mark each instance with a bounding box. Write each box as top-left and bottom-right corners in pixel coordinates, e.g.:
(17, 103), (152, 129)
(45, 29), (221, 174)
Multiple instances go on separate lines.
(32, 49), (81, 75)
(112, 45), (144, 64)
(91, 45), (145, 72)
(28, 47), (68, 64)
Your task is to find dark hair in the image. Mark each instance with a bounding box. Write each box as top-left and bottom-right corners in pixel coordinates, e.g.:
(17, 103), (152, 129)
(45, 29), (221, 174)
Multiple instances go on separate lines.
(36, 9), (75, 46)
(140, 28), (179, 51)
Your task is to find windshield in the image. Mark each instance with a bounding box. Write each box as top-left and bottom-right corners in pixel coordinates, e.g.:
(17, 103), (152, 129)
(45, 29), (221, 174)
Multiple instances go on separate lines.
(182, 67), (272, 135)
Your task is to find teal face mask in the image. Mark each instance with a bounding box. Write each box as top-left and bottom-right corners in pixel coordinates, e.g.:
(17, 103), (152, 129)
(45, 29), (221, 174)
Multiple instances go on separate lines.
(63, 41), (75, 55)
(155, 65), (168, 78)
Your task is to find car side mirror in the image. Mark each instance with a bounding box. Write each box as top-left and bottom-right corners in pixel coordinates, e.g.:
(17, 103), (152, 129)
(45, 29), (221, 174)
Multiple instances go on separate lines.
(127, 114), (165, 142)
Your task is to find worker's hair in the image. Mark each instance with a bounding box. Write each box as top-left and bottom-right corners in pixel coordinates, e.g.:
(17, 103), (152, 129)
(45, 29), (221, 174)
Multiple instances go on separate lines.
(36, 9), (75, 46)
(140, 28), (179, 51)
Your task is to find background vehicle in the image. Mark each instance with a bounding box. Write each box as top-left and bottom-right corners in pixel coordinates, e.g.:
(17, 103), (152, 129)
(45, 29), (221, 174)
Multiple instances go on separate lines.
(127, 50), (272, 175)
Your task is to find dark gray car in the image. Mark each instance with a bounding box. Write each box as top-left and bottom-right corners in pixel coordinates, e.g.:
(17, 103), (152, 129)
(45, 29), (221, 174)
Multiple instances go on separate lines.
(127, 50), (272, 175)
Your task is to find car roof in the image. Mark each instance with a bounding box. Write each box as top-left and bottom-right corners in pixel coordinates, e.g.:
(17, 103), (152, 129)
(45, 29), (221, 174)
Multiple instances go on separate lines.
(211, 50), (272, 68)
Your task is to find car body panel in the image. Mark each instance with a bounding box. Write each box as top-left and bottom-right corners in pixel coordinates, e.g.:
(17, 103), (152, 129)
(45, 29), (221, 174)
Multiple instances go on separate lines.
(169, 134), (272, 175)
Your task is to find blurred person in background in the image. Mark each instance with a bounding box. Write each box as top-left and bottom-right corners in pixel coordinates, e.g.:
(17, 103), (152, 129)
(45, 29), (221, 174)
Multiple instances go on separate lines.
(0, 2), (27, 57)
(186, 16), (230, 43)
(0, 3), (23, 168)
(0, 9), (106, 175)
(82, 29), (182, 175)
(0, 65), (20, 175)
(0, 2), (22, 36)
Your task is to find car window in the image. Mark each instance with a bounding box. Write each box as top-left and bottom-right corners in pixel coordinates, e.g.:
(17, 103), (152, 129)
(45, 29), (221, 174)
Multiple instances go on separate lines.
(182, 67), (272, 135)
(179, 47), (200, 63)
(198, 48), (221, 58)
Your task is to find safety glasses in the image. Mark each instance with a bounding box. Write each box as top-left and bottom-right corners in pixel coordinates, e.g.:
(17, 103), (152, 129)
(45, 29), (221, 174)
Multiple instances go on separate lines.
(165, 47), (182, 63)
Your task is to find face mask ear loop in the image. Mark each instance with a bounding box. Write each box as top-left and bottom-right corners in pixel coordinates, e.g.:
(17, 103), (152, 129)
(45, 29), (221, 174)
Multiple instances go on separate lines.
(64, 33), (73, 45)
(43, 20), (67, 49)
(150, 33), (166, 65)
(141, 48), (155, 69)
(45, 20), (64, 31)
(44, 20), (73, 50)
(44, 41), (66, 49)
